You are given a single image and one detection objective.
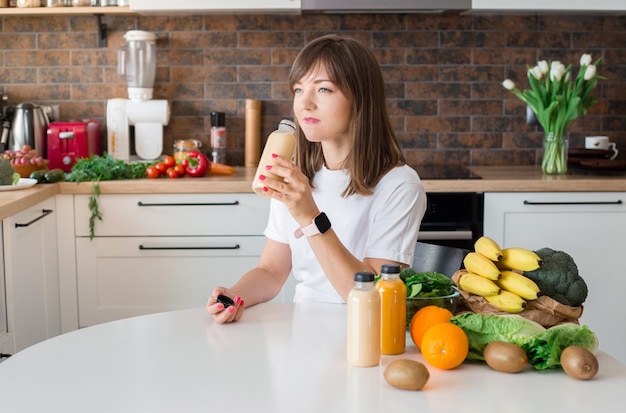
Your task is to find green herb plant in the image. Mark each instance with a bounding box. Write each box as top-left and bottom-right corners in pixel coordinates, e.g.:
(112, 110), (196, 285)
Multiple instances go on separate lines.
(66, 154), (154, 239)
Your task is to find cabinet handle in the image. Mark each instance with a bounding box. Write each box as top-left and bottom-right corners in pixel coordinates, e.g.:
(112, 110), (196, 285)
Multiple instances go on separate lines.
(523, 200), (623, 206)
(138, 244), (241, 251)
(137, 201), (240, 207)
(14, 209), (53, 228)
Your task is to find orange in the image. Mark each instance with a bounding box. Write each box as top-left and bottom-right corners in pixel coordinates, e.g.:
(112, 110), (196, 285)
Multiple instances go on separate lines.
(409, 305), (454, 350)
(420, 322), (469, 370)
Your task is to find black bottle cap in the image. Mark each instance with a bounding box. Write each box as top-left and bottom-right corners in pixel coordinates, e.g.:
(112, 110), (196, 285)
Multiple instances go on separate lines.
(380, 264), (401, 274)
(354, 271), (375, 282)
(211, 112), (225, 127)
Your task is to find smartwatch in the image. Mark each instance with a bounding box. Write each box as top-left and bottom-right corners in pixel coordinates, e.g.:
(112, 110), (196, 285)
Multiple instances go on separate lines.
(294, 212), (332, 239)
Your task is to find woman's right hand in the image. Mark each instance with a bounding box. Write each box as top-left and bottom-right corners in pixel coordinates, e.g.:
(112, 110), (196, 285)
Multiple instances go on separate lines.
(206, 287), (245, 324)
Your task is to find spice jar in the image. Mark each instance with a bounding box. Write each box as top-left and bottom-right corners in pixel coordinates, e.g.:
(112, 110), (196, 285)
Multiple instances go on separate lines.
(173, 139), (202, 163)
(71, 0), (91, 6)
(46, 0), (65, 6)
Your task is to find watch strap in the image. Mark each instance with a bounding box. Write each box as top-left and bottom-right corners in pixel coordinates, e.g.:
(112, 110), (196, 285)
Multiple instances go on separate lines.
(294, 212), (331, 239)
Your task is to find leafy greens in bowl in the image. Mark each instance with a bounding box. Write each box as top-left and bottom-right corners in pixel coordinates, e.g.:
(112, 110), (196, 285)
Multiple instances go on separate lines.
(399, 268), (460, 329)
(400, 268), (455, 298)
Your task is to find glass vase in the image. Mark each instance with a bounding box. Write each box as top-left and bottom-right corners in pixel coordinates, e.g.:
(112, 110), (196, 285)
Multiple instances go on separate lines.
(542, 131), (568, 175)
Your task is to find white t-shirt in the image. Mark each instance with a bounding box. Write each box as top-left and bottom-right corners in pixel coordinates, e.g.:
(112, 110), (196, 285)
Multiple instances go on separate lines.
(264, 164), (427, 303)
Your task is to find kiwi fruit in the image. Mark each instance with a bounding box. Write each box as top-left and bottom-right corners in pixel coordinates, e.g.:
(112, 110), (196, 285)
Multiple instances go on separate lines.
(483, 341), (528, 373)
(383, 359), (430, 390)
(560, 346), (599, 380)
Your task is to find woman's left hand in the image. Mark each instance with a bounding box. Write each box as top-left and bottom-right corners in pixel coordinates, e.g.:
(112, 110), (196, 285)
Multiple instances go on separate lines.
(261, 154), (320, 226)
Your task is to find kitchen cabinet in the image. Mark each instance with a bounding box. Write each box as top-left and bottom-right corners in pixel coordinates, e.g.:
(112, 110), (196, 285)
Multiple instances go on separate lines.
(2, 198), (60, 353)
(71, 193), (284, 327)
(484, 192), (626, 364)
(0, 222), (8, 357)
(472, 0), (626, 12)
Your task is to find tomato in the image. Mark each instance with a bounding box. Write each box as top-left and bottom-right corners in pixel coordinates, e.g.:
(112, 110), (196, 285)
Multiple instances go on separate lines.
(155, 162), (168, 175)
(163, 155), (176, 168)
(146, 166), (160, 179)
(174, 163), (186, 177)
(166, 167), (179, 179)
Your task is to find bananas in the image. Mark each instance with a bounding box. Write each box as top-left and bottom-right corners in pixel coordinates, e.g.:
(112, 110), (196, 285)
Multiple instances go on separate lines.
(474, 236), (503, 261)
(498, 248), (543, 272)
(463, 252), (501, 280)
(484, 290), (527, 313)
(495, 270), (541, 300)
(458, 272), (501, 297)
(454, 237), (546, 313)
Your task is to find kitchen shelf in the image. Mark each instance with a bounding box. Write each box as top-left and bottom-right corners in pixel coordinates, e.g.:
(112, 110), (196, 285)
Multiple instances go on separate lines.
(0, 6), (134, 16)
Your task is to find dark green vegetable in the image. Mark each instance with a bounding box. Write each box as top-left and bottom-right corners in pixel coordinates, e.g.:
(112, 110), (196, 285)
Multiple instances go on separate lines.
(66, 153), (151, 182)
(0, 158), (15, 185)
(30, 169), (49, 183)
(66, 154), (154, 239)
(44, 168), (65, 183)
(451, 312), (597, 370)
(400, 268), (455, 298)
(523, 248), (588, 307)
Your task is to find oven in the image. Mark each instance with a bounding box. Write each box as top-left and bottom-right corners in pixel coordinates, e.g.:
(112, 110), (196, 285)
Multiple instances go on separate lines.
(418, 192), (484, 250)
(414, 166), (484, 251)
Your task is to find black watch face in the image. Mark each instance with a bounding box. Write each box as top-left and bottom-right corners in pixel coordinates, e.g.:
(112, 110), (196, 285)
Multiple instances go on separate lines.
(315, 213), (331, 234)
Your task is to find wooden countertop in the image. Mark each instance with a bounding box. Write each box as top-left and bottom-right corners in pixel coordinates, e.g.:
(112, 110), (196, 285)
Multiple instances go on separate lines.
(1, 166), (626, 220)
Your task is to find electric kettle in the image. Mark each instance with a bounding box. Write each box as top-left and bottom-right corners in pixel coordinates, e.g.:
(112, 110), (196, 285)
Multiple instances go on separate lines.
(9, 102), (51, 157)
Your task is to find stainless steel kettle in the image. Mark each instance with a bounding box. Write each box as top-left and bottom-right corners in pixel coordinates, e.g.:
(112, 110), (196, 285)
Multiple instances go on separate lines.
(9, 102), (51, 157)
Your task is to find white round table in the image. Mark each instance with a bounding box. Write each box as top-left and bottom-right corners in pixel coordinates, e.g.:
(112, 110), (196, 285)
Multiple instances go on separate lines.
(0, 303), (624, 413)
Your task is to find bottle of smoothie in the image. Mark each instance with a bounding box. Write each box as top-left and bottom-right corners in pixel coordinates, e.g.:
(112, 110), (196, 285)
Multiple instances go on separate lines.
(376, 263), (406, 355)
(251, 119), (296, 196)
(347, 271), (381, 367)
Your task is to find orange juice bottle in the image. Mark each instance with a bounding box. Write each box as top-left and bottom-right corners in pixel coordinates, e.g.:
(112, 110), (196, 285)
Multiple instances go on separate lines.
(376, 264), (406, 355)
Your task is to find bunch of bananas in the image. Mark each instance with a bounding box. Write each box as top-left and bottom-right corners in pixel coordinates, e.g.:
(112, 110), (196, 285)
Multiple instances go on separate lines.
(457, 237), (543, 313)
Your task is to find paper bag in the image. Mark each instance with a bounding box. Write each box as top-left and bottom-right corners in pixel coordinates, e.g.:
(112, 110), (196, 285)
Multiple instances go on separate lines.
(452, 270), (583, 328)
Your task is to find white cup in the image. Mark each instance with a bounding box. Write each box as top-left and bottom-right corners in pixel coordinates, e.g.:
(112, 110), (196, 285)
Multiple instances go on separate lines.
(585, 136), (618, 160)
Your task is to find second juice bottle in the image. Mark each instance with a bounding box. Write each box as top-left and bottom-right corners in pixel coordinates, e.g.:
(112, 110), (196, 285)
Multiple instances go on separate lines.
(376, 263), (406, 354)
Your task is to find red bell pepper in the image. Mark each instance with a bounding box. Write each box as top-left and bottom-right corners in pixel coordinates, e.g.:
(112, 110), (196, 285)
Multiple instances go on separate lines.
(182, 150), (209, 177)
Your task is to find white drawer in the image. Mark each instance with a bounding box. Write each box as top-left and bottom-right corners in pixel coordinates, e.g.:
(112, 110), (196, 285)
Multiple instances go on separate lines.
(74, 193), (270, 237)
(76, 235), (266, 326)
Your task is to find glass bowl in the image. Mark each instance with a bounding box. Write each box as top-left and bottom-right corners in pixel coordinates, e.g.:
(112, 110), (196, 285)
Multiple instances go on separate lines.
(405, 288), (460, 329)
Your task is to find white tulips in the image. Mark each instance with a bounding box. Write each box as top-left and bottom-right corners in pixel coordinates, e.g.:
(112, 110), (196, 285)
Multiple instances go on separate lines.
(502, 79), (515, 90)
(501, 53), (604, 175)
(549, 61), (566, 82)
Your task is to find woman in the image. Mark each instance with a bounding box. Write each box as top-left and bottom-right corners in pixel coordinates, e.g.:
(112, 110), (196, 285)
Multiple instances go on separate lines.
(207, 34), (426, 323)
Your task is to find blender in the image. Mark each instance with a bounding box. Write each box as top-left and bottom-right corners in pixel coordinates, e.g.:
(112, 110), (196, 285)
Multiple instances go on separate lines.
(107, 30), (170, 161)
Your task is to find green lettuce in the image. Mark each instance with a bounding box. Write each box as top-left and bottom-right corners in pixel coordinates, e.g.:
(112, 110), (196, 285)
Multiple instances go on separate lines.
(451, 312), (597, 369)
(522, 323), (598, 369)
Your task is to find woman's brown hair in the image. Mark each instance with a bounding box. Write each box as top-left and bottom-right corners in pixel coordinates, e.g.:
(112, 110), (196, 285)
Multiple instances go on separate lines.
(288, 34), (406, 197)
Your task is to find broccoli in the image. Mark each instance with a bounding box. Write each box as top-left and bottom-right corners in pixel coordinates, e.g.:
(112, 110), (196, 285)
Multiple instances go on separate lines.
(523, 247), (588, 307)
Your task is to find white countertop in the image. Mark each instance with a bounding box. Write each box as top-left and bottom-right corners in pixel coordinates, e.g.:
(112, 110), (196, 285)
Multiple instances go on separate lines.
(0, 303), (624, 413)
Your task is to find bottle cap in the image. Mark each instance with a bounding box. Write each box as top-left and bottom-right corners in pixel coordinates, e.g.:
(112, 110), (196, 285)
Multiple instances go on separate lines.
(278, 119), (295, 133)
(380, 264), (401, 274)
(211, 112), (226, 127)
(354, 271), (375, 282)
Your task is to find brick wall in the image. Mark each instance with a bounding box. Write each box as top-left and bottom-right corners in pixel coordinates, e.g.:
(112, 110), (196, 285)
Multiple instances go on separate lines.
(1, 12), (625, 166)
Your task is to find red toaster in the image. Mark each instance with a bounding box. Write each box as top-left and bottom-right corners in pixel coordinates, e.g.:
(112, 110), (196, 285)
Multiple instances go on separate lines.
(47, 119), (102, 172)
